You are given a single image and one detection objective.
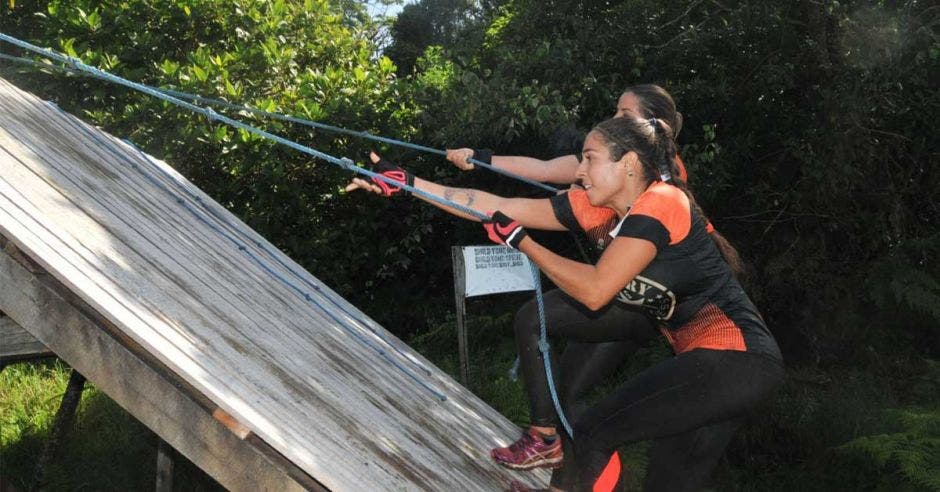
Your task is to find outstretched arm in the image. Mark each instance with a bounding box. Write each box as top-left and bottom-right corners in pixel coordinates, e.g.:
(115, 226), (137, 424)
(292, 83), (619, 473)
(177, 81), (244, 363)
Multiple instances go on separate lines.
(345, 153), (568, 231)
(446, 148), (581, 185)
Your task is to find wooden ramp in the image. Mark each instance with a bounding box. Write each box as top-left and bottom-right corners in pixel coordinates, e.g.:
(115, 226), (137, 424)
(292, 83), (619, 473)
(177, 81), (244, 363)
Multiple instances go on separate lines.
(0, 77), (548, 491)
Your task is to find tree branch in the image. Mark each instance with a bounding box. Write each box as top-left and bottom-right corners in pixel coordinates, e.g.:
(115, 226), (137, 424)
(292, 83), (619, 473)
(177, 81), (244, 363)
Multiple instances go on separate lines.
(656, 0), (708, 31)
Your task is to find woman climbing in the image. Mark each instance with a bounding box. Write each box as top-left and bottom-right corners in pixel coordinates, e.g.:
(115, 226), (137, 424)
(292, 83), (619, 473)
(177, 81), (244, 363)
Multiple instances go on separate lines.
(346, 115), (783, 491)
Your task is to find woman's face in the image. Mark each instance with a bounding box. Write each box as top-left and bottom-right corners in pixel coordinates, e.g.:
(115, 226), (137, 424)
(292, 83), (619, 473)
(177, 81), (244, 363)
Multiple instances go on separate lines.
(578, 131), (632, 209)
(614, 91), (641, 118)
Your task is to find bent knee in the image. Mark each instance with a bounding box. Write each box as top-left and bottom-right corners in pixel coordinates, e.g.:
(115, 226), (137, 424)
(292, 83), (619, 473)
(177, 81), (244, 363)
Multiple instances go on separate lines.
(513, 298), (540, 337)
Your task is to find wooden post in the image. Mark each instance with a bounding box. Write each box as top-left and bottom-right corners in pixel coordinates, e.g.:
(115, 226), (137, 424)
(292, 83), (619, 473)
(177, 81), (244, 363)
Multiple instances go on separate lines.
(155, 440), (174, 492)
(0, 313), (54, 368)
(34, 369), (86, 487)
(452, 247), (470, 385)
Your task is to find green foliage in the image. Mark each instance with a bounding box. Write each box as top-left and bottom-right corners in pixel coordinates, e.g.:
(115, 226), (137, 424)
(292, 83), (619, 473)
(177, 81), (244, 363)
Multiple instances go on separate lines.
(0, 361), (70, 448)
(867, 234), (940, 323)
(383, 0), (487, 74)
(831, 408), (940, 491)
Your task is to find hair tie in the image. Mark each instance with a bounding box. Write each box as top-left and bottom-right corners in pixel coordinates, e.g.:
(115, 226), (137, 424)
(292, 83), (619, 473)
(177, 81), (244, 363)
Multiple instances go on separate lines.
(648, 117), (659, 130)
(659, 166), (672, 182)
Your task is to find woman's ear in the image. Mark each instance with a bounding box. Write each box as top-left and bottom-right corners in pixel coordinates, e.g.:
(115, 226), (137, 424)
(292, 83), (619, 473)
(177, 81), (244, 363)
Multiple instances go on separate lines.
(619, 151), (639, 175)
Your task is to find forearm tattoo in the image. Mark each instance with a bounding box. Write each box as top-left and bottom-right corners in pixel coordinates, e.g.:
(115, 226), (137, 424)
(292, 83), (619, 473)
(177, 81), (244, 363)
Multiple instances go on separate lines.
(443, 187), (477, 207)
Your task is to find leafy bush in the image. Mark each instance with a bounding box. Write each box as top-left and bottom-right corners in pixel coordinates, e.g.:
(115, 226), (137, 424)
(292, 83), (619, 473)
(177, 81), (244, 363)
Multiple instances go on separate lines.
(831, 407), (940, 491)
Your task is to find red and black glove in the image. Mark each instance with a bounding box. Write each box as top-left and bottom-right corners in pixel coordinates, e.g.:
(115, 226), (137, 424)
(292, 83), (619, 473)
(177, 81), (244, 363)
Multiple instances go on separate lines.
(370, 158), (414, 196)
(484, 211), (528, 250)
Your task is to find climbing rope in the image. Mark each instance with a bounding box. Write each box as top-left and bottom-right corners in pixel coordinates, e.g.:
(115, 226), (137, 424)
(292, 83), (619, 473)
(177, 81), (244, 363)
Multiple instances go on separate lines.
(0, 52), (560, 193)
(0, 33), (574, 434)
(530, 263), (574, 436)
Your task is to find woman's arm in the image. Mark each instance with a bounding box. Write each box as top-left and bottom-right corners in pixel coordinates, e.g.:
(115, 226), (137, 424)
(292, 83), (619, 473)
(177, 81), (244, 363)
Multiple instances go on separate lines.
(519, 235), (657, 310)
(345, 153), (568, 231)
(446, 148), (581, 185)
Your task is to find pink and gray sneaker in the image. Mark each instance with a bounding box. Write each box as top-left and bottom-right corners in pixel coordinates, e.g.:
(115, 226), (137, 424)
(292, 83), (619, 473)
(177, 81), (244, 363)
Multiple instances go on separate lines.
(491, 428), (563, 470)
(508, 479), (548, 491)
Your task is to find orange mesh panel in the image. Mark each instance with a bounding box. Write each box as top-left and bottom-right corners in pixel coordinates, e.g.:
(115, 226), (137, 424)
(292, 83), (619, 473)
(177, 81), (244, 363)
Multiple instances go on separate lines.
(568, 190), (619, 250)
(659, 303), (746, 353)
(593, 452), (622, 492)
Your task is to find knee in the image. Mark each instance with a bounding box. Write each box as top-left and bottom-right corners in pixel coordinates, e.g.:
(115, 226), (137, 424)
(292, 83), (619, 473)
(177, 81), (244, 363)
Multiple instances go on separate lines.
(572, 435), (620, 490)
(572, 421), (600, 455)
(512, 298), (539, 339)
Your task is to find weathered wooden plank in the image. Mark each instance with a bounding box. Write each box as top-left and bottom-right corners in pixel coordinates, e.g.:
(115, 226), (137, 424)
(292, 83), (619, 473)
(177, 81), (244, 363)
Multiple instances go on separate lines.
(0, 236), (318, 491)
(0, 313), (53, 362)
(452, 246), (470, 384)
(0, 77), (549, 490)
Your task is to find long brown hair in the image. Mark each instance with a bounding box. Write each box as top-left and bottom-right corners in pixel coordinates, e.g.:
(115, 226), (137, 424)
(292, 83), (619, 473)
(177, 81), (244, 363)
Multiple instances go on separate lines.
(623, 84), (684, 138)
(592, 116), (746, 277)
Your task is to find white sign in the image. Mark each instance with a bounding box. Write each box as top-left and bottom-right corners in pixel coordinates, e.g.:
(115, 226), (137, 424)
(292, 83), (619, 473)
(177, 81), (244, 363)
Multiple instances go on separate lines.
(462, 245), (535, 297)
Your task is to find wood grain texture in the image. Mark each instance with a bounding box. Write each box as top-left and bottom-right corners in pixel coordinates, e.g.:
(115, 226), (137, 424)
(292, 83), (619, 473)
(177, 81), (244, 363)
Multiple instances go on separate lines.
(0, 313), (52, 362)
(0, 77), (548, 491)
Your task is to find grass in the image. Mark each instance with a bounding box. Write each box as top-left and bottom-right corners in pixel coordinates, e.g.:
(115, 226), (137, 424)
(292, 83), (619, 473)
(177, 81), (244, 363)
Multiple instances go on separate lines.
(0, 359), (221, 491)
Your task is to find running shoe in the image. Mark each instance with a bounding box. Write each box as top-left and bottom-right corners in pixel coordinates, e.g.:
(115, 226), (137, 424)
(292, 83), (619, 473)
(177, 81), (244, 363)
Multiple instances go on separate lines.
(491, 428), (563, 470)
(508, 479), (547, 492)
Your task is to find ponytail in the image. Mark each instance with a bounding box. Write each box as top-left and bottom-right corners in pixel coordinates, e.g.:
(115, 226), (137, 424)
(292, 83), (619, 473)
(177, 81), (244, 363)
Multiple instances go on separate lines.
(708, 229), (747, 279)
(595, 116), (747, 279)
(670, 180), (748, 279)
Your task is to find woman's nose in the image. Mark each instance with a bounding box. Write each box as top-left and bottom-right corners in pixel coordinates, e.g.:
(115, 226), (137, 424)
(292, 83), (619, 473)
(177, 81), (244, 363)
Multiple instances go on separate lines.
(576, 159), (588, 177)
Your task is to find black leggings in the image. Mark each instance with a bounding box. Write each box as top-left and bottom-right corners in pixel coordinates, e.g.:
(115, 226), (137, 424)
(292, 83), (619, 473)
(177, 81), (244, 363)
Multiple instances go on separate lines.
(512, 289), (658, 428)
(513, 290), (783, 491)
(572, 349), (784, 491)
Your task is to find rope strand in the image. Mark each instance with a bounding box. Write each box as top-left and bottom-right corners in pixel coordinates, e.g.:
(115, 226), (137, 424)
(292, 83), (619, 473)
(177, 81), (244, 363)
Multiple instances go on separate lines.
(0, 52), (559, 193)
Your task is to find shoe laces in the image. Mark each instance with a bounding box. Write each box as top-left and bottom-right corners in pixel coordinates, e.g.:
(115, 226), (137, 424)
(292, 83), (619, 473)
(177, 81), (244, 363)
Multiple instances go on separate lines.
(507, 430), (537, 453)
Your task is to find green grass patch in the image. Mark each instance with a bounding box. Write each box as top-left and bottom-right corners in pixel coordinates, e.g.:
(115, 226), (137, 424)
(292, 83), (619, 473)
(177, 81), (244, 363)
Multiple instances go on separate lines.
(0, 360), (221, 491)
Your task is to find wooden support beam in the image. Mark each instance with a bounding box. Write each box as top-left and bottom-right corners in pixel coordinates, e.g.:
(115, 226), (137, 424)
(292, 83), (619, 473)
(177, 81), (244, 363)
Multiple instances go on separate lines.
(0, 311), (53, 365)
(0, 235), (324, 492)
(34, 370), (86, 488)
(452, 247), (470, 385)
(155, 440), (174, 492)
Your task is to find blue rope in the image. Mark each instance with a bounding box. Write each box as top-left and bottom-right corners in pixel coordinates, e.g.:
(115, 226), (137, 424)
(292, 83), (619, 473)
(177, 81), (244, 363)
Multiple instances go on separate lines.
(529, 263), (573, 437)
(0, 36), (493, 222)
(1, 34), (575, 432)
(0, 52), (560, 193)
(156, 88), (561, 194)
